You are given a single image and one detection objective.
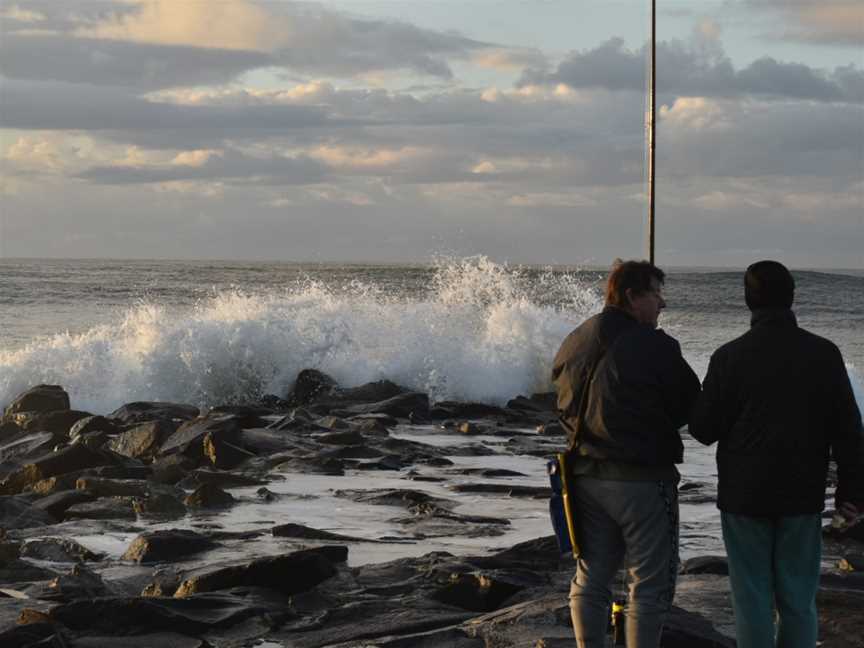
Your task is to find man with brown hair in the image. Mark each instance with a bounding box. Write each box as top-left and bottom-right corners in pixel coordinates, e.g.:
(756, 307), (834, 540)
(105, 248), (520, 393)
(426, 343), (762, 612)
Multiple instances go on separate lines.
(552, 259), (699, 648)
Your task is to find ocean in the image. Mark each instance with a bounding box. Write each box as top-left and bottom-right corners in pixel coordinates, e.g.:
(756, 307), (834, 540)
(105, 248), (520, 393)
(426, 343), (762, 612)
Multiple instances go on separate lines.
(1, 256), (862, 560)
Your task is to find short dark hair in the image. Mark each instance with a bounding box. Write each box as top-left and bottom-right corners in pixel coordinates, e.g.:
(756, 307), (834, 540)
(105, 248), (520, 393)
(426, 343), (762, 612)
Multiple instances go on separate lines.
(605, 259), (665, 308)
(745, 260), (794, 310)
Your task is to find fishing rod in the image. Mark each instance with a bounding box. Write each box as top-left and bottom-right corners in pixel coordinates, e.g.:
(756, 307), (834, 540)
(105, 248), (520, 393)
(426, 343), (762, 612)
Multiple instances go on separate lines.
(647, 0), (656, 264)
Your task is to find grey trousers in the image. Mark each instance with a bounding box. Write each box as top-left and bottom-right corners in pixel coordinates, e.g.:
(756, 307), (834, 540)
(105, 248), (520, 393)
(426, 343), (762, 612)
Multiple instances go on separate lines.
(569, 477), (679, 648)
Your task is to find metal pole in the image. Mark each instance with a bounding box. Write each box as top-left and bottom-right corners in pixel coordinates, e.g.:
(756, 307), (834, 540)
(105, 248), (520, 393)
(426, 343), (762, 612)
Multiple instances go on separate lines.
(647, 0), (656, 264)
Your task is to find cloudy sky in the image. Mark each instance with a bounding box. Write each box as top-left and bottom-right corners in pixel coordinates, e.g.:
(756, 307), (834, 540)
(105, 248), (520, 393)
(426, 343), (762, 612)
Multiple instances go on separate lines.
(0, 0), (861, 268)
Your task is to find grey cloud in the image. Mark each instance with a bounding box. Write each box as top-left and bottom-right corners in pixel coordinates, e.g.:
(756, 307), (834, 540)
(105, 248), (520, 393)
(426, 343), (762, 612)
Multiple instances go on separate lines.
(519, 38), (863, 103)
(0, 79), (337, 133)
(0, 34), (273, 89)
(76, 151), (328, 185)
(743, 0), (864, 46)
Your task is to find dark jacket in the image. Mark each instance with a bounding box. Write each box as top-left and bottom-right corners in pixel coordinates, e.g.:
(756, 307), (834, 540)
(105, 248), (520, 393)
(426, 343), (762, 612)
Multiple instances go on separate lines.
(690, 308), (864, 515)
(552, 306), (700, 467)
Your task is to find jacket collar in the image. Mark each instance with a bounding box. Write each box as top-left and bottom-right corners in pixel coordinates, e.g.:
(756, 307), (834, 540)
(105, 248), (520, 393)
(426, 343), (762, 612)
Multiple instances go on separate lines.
(750, 308), (797, 329)
(603, 305), (642, 325)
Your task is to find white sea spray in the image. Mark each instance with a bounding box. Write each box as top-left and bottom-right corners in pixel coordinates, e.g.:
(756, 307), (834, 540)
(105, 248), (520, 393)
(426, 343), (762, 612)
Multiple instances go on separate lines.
(0, 257), (603, 413)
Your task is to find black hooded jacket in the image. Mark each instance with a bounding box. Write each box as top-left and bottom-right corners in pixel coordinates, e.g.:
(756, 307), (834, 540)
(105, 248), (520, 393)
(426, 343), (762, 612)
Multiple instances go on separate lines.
(690, 308), (864, 515)
(552, 307), (700, 467)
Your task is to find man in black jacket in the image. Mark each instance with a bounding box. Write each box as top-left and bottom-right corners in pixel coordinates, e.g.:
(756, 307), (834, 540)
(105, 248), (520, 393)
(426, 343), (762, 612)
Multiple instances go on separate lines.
(690, 260), (864, 648)
(552, 259), (700, 648)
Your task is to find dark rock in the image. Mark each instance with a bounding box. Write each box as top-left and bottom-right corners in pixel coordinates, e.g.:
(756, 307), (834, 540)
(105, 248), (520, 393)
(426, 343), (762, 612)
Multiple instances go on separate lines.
(142, 567), (183, 597)
(176, 469), (265, 490)
(75, 477), (150, 497)
(317, 415), (352, 430)
(0, 496), (58, 529)
(37, 563), (112, 601)
(64, 496), (137, 521)
(334, 380), (408, 404)
(184, 483), (235, 509)
(206, 404), (271, 426)
(326, 444), (382, 459)
(0, 558), (59, 585)
(151, 453), (195, 484)
(9, 409), (91, 435)
(108, 401), (200, 426)
(0, 539), (21, 564)
(69, 633), (208, 648)
(429, 401), (507, 419)
(133, 492), (187, 519)
(158, 415), (244, 465)
(203, 431), (255, 469)
(123, 529), (218, 564)
(0, 430), (56, 468)
(449, 483), (551, 498)
(3, 385), (70, 416)
(108, 420), (176, 461)
(538, 421), (564, 436)
(287, 369), (339, 406)
(355, 455), (407, 471)
(430, 572), (524, 612)
(839, 553), (864, 572)
(174, 547), (342, 597)
(0, 444), (115, 495)
(0, 420), (22, 443)
(69, 415), (119, 440)
(272, 523), (377, 543)
(680, 555), (729, 576)
(352, 417), (393, 436)
(336, 392), (430, 419)
(20, 537), (102, 563)
(47, 587), (294, 635)
(457, 422), (484, 435)
(506, 394), (556, 412)
(32, 489), (96, 519)
(275, 455), (345, 476)
(29, 474), (79, 495)
(335, 488), (452, 510)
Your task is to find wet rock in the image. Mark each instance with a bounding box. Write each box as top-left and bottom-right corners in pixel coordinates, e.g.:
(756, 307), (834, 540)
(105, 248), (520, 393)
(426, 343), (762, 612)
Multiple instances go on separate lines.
(29, 474), (79, 495)
(37, 563), (112, 601)
(75, 477), (150, 497)
(287, 369), (339, 406)
(0, 496), (58, 529)
(355, 455), (407, 471)
(47, 587), (294, 636)
(20, 537), (102, 563)
(133, 492), (187, 519)
(352, 417), (393, 436)
(839, 553), (864, 572)
(11, 409), (92, 435)
(123, 529), (218, 564)
(430, 572), (524, 612)
(335, 488), (453, 510)
(457, 422), (484, 435)
(0, 558), (59, 585)
(69, 415), (120, 440)
(326, 444), (382, 459)
(70, 633), (209, 648)
(429, 401), (507, 419)
(177, 469), (265, 490)
(108, 420), (176, 461)
(506, 393), (557, 412)
(0, 420), (22, 443)
(0, 444), (115, 495)
(681, 555), (729, 576)
(174, 547), (343, 597)
(3, 385), (70, 417)
(203, 431), (255, 469)
(142, 566), (183, 597)
(333, 380), (408, 405)
(151, 454), (195, 484)
(206, 404), (272, 426)
(448, 468), (527, 478)
(184, 483), (235, 509)
(0, 539), (21, 565)
(317, 416), (352, 430)
(449, 483), (551, 498)
(336, 392), (430, 419)
(0, 430), (56, 469)
(32, 488), (97, 519)
(272, 523), (377, 543)
(275, 455), (345, 476)
(64, 496), (137, 521)
(159, 415), (244, 462)
(108, 401), (200, 426)
(538, 421), (564, 436)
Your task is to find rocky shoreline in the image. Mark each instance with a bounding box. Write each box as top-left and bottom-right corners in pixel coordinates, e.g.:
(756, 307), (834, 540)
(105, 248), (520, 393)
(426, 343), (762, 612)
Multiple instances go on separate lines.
(1, 377), (862, 647)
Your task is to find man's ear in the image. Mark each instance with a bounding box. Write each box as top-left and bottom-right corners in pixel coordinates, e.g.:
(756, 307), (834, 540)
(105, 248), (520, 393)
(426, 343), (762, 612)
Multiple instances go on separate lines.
(624, 288), (635, 308)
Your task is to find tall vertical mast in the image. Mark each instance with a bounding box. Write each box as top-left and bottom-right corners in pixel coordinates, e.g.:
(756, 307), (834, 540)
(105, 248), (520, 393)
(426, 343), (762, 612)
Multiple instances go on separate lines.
(647, 0), (656, 263)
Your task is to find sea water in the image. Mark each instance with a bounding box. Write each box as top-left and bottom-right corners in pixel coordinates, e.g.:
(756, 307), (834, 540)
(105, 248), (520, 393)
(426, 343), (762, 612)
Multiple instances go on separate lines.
(1, 257), (862, 560)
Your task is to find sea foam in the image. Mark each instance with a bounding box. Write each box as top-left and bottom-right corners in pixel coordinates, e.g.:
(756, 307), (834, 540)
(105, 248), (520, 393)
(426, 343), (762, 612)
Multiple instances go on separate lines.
(0, 257), (602, 413)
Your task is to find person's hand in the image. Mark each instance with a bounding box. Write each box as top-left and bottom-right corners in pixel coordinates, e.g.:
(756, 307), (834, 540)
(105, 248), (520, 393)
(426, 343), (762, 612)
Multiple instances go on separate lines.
(837, 502), (861, 521)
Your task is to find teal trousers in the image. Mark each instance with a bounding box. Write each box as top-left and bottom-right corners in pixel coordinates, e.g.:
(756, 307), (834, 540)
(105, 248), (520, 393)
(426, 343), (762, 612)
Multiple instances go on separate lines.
(721, 512), (821, 648)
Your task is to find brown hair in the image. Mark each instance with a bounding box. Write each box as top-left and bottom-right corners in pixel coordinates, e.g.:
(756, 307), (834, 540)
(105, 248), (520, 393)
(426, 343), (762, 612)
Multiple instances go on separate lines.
(744, 260), (794, 310)
(604, 259), (665, 308)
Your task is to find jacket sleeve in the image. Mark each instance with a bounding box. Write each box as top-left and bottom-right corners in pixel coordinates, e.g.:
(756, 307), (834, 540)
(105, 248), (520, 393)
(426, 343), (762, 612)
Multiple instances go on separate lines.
(689, 350), (731, 446)
(827, 350), (864, 507)
(658, 335), (701, 429)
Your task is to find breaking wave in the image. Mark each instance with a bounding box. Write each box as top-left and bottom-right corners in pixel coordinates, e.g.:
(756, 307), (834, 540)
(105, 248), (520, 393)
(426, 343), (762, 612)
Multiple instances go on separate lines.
(0, 257), (603, 413)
